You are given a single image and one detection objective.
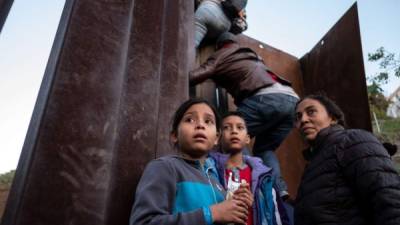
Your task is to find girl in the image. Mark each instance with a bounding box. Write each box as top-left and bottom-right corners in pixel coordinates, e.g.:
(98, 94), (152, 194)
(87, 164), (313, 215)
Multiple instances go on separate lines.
(130, 98), (253, 225)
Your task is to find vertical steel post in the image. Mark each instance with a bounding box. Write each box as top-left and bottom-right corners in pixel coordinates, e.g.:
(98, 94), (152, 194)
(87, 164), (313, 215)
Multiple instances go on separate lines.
(2, 0), (193, 224)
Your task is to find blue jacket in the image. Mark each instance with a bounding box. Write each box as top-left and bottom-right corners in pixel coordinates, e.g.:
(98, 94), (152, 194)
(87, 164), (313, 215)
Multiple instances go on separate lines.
(129, 155), (225, 225)
(209, 152), (290, 225)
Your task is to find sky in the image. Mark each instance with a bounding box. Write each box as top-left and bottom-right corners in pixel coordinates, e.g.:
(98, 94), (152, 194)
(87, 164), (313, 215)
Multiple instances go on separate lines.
(244, 1), (400, 94)
(0, 1), (399, 173)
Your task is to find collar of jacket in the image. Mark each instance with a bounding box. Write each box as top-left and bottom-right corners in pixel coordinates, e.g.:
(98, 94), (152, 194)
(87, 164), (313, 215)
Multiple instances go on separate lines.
(302, 125), (345, 161)
(209, 151), (272, 193)
(244, 155), (272, 194)
(172, 155), (213, 171)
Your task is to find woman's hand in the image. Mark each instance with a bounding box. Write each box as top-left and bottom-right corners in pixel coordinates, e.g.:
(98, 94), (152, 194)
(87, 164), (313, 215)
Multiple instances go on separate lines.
(210, 198), (248, 224)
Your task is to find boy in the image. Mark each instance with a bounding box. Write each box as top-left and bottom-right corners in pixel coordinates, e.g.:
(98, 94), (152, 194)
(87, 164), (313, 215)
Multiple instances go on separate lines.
(210, 112), (291, 225)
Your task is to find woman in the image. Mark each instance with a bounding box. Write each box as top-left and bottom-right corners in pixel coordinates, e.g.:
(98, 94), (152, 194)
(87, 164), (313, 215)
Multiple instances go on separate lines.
(294, 94), (400, 225)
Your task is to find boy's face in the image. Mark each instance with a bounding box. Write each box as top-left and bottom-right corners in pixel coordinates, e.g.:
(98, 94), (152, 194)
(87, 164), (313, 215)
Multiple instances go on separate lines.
(221, 115), (250, 153)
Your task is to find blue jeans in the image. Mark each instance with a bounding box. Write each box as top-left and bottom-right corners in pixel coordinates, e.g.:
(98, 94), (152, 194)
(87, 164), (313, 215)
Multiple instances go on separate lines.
(237, 93), (298, 196)
(195, 1), (231, 48)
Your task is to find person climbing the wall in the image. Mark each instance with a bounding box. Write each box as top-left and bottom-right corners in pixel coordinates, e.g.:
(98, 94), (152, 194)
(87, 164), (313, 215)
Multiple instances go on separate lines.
(195, 0), (247, 48)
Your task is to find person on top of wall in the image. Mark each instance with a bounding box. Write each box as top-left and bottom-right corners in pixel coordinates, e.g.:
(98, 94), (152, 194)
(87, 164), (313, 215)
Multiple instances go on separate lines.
(294, 94), (400, 225)
(189, 31), (299, 200)
(129, 98), (253, 225)
(195, 0), (247, 48)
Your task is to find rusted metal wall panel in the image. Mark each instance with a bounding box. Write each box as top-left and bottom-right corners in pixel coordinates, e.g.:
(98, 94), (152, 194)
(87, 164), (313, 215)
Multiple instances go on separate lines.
(195, 35), (307, 197)
(0, 0), (13, 33)
(2, 1), (192, 225)
(235, 35), (304, 97)
(300, 3), (371, 131)
(105, 1), (193, 224)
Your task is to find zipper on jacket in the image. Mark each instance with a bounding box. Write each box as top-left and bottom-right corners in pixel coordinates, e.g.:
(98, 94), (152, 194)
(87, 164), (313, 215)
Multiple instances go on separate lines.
(205, 166), (218, 204)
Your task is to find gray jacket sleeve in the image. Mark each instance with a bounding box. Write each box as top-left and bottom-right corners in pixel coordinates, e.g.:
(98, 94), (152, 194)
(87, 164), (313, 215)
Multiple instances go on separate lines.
(339, 130), (400, 225)
(129, 159), (208, 225)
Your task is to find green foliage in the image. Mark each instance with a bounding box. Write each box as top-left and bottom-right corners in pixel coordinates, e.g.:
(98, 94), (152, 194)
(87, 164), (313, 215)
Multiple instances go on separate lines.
(373, 118), (400, 143)
(367, 47), (400, 118)
(367, 47), (400, 92)
(367, 47), (400, 169)
(0, 170), (15, 188)
(367, 81), (383, 96)
(369, 92), (389, 120)
(370, 104), (388, 120)
(368, 47), (400, 77)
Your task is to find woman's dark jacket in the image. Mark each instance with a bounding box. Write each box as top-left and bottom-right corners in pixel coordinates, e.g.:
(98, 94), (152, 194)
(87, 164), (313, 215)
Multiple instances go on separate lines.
(294, 125), (400, 225)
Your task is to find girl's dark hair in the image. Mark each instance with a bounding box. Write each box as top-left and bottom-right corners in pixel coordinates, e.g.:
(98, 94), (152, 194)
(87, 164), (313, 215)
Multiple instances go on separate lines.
(296, 94), (346, 127)
(171, 98), (221, 134)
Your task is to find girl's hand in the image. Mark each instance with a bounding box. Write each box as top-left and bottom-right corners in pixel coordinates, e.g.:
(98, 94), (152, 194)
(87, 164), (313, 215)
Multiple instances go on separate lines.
(210, 199), (248, 224)
(233, 183), (254, 208)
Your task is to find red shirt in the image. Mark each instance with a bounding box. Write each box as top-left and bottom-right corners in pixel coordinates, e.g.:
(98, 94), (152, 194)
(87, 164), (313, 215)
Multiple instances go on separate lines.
(267, 70), (279, 82)
(225, 165), (253, 225)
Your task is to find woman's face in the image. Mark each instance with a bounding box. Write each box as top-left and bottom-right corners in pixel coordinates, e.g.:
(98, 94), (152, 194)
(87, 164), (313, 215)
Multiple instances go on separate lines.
(295, 98), (335, 142)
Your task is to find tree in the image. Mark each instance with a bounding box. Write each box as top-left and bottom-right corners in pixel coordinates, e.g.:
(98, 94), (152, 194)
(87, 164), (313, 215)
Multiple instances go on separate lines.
(368, 47), (400, 90)
(367, 47), (400, 118)
(0, 170), (15, 188)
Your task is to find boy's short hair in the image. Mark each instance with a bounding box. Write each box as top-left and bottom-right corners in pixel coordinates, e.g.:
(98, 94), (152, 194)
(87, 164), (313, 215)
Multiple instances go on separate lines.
(222, 111), (248, 129)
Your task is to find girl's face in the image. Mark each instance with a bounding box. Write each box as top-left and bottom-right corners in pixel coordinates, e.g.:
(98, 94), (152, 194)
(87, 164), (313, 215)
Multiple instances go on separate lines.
(295, 98), (335, 142)
(171, 103), (219, 160)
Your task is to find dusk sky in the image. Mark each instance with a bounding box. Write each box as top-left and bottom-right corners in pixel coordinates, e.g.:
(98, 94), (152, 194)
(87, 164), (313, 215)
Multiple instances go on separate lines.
(0, 0), (399, 173)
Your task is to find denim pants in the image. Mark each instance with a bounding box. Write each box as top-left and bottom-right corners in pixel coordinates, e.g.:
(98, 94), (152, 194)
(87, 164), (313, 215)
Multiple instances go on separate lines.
(237, 93), (298, 196)
(195, 0), (231, 48)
